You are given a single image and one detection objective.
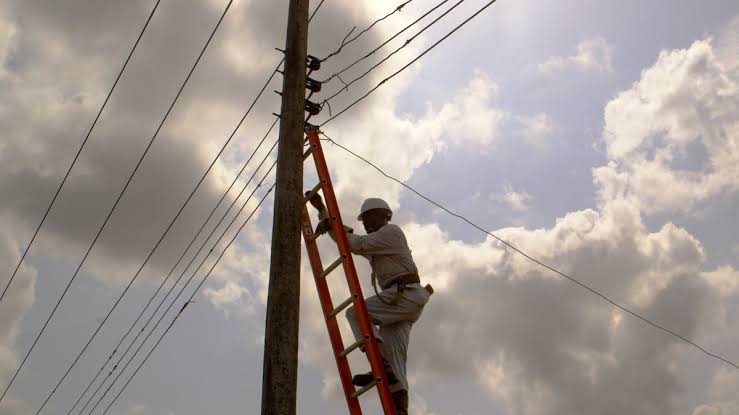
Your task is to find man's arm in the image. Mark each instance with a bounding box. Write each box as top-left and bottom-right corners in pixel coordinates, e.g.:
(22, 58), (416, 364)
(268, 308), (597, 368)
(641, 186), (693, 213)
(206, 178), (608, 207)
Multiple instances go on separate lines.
(308, 193), (394, 256)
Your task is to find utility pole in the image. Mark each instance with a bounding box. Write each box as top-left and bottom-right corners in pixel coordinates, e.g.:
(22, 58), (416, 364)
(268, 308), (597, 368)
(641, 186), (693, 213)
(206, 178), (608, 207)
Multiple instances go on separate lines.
(261, 1), (309, 414)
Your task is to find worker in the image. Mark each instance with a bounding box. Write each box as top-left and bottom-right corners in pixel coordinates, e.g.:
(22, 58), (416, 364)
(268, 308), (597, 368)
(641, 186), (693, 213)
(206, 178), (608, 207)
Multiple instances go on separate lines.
(308, 195), (432, 414)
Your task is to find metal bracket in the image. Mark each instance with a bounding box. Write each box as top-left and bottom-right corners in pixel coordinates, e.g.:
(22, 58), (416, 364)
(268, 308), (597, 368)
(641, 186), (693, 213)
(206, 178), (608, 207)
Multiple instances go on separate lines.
(307, 55), (321, 71)
(305, 122), (319, 133)
(306, 77), (322, 93)
(305, 99), (321, 116)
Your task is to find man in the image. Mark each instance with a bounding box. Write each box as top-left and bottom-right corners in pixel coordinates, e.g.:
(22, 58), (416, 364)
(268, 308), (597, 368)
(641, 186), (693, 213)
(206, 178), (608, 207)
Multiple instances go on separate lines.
(308, 195), (431, 414)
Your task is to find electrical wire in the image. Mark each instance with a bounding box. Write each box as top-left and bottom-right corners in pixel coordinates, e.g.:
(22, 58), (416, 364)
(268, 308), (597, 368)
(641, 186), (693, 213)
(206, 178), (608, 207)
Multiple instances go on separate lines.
(66, 0), (328, 408)
(64, 119), (278, 415)
(321, 0), (452, 86)
(102, 183), (276, 415)
(321, 0), (414, 63)
(319, 132), (739, 370)
(32, 40), (283, 415)
(0, 0), (236, 406)
(321, 0), (464, 107)
(0, 0), (163, 305)
(321, 0), (498, 126)
(88, 163), (276, 415)
(75, 142), (278, 415)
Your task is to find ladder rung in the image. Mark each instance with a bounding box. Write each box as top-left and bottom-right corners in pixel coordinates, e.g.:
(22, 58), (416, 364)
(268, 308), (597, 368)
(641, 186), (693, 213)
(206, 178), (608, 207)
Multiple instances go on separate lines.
(350, 379), (377, 399)
(328, 296), (354, 318)
(303, 182), (323, 205)
(320, 257), (343, 278)
(339, 338), (365, 357)
(303, 146), (314, 161)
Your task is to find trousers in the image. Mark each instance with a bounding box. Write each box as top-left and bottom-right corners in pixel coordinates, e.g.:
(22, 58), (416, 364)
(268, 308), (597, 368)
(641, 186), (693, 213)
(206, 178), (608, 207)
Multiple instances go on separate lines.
(346, 283), (431, 392)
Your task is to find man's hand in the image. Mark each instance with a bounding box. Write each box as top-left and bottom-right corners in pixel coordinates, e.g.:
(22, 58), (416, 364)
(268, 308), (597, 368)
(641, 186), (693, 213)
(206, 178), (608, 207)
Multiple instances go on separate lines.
(306, 191), (325, 211)
(315, 218), (331, 235)
(313, 218), (353, 238)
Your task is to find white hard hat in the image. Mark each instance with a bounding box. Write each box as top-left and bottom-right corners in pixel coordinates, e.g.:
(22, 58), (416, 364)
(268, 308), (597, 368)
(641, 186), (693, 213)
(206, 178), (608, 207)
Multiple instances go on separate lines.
(357, 198), (392, 221)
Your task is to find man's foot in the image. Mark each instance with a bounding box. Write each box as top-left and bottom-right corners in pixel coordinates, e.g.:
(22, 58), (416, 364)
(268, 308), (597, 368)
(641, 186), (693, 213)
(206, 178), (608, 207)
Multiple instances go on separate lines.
(352, 360), (398, 386)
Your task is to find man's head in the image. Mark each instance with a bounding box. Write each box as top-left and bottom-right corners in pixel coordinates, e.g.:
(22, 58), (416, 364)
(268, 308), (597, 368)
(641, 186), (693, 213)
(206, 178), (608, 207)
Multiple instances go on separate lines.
(357, 198), (392, 233)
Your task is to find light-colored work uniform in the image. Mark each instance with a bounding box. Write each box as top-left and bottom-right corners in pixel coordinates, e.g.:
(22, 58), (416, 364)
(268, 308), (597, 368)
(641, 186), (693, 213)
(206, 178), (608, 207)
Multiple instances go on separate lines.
(319, 209), (431, 392)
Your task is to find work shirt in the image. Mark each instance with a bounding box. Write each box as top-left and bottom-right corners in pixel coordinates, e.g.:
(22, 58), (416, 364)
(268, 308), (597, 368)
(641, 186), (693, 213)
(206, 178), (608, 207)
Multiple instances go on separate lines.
(319, 208), (419, 289)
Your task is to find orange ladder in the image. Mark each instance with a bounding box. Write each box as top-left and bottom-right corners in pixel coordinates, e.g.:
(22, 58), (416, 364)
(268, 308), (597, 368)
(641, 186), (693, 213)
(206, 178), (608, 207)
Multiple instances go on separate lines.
(300, 125), (397, 414)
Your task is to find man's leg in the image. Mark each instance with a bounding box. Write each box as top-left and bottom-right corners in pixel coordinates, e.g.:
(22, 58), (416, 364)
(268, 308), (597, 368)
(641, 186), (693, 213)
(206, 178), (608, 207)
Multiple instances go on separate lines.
(392, 390), (409, 415)
(345, 304), (398, 386)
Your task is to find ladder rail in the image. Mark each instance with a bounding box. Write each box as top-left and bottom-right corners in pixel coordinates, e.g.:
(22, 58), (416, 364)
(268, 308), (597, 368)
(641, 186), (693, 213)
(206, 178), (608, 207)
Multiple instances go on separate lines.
(301, 209), (362, 414)
(304, 129), (397, 415)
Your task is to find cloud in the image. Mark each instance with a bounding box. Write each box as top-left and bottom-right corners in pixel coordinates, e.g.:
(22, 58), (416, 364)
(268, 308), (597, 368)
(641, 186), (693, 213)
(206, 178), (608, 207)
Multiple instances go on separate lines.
(701, 265), (739, 298)
(514, 113), (559, 148)
(597, 31), (739, 214)
(299, 16), (739, 415)
(203, 280), (255, 317)
(494, 184), (533, 212)
(2, 1), (737, 415)
(0, 220), (37, 394)
(692, 368), (739, 415)
(405, 199), (723, 415)
(537, 37), (612, 76)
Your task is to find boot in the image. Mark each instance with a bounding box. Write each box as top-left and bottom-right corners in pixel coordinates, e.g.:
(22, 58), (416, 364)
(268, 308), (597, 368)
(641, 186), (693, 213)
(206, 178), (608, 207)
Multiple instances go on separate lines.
(392, 389), (408, 415)
(352, 358), (398, 387)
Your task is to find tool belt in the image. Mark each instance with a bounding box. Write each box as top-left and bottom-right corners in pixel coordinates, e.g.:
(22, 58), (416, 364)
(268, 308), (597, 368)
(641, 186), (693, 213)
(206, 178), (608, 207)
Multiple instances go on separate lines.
(381, 273), (420, 290)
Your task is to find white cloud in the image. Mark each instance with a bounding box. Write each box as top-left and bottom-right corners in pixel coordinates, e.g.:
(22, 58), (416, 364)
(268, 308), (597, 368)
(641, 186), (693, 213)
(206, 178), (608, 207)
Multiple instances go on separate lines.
(404, 198), (721, 415)
(692, 368), (739, 415)
(515, 113), (559, 148)
(494, 183), (533, 212)
(203, 280), (254, 317)
(597, 33), (739, 214)
(701, 265), (739, 298)
(537, 37), (612, 76)
(2, 1), (737, 414)
(297, 18), (739, 415)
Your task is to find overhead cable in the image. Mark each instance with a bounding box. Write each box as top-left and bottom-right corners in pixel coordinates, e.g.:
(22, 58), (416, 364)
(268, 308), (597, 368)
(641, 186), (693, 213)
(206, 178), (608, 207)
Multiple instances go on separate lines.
(88, 163), (277, 415)
(102, 183), (276, 415)
(321, 0), (464, 106)
(321, 0), (498, 126)
(319, 132), (739, 371)
(0, 0), (235, 406)
(75, 141), (278, 415)
(32, 36), (283, 415)
(321, 0), (453, 86)
(321, 0), (414, 63)
(0, 0), (163, 305)
(64, 119), (277, 415)
(65, 0), (328, 408)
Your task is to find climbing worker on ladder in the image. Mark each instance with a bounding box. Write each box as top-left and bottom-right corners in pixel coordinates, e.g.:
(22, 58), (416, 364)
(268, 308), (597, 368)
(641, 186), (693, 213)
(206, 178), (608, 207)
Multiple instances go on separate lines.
(309, 195), (432, 414)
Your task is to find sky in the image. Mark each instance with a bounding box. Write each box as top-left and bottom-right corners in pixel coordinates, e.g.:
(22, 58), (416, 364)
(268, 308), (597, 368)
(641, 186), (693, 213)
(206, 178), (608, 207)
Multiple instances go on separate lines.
(1, 0), (738, 414)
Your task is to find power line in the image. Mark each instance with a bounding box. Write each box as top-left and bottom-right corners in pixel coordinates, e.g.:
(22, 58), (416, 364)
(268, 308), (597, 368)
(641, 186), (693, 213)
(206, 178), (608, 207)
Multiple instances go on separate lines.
(320, 0), (453, 86)
(321, 0), (414, 63)
(34, 29), (283, 413)
(321, 0), (464, 106)
(319, 132), (739, 370)
(88, 164), (277, 415)
(102, 183), (276, 415)
(33, 39), (281, 415)
(64, 119), (278, 415)
(309, 0), (327, 22)
(321, 0), (498, 126)
(75, 142), (278, 415)
(34, 107), (280, 415)
(65, 0), (329, 407)
(0, 0), (236, 406)
(0, 0), (163, 305)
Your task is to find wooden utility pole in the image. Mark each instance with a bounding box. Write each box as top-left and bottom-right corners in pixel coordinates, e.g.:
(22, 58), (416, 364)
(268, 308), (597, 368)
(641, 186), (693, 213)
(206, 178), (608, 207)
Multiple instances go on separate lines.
(261, 1), (309, 414)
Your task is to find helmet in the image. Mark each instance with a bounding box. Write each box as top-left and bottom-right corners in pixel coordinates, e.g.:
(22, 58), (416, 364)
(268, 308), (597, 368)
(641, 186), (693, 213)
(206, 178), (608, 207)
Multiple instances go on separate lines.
(357, 198), (392, 221)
